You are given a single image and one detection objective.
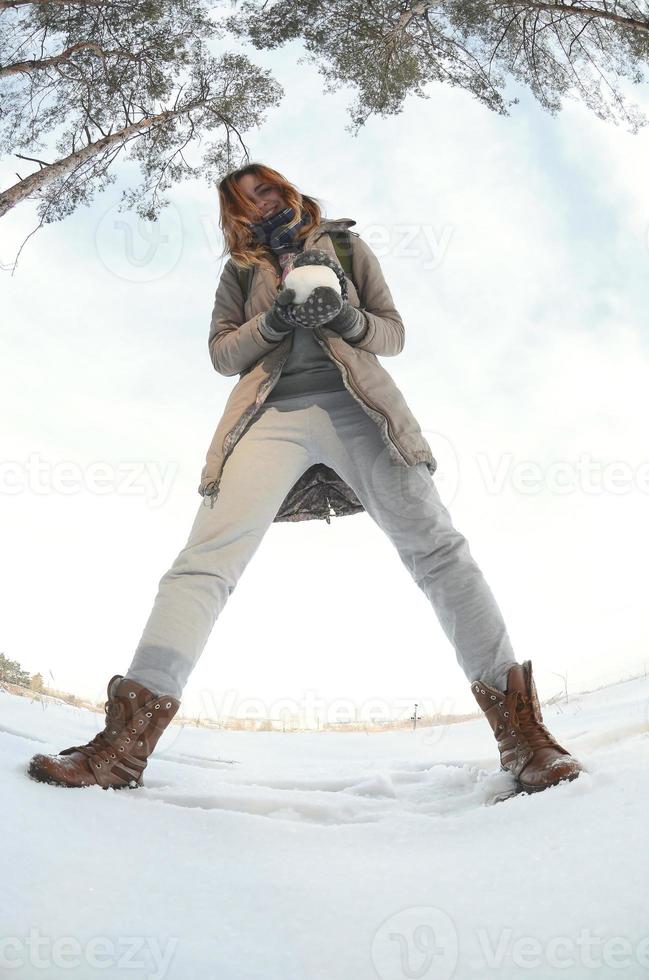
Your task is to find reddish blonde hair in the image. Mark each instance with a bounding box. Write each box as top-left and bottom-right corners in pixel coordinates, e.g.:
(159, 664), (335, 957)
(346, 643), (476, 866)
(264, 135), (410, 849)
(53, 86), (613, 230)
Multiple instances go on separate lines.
(217, 163), (324, 273)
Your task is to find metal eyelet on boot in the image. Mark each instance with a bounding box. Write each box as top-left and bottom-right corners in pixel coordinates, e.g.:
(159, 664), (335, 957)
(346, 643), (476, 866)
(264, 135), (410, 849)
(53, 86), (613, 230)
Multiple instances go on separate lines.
(110, 754), (116, 759)
(119, 747), (124, 752)
(137, 741), (143, 747)
(131, 729), (136, 734)
(112, 729), (117, 734)
(139, 720), (144, 725)
(125, 738), (130, 743)
(480, 689), (486, 694)
(154, 704), (160, 709)
(129, 692), (136, 698)
(504, 711), (509, 717)
(146, 712), (152, 717)
(95, 763), (101, 768)
(490, 695), (496, 700)
(166, 702), (172, 708)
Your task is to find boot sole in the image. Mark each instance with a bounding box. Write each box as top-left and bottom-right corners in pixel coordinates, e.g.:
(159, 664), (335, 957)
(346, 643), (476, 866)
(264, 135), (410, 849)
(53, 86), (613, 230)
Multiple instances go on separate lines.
(489, 768), (582, 805)
(27, 760), (142, 791)
(517, 768), (582, 794)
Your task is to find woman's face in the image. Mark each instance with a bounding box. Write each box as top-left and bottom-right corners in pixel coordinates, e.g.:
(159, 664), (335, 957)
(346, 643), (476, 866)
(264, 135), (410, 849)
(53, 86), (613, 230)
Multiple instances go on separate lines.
(237, 173), (286, 222)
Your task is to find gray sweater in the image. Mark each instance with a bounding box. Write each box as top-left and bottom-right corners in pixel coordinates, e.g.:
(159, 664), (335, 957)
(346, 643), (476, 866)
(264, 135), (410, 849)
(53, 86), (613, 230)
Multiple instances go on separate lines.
(262, 316), (366, 402)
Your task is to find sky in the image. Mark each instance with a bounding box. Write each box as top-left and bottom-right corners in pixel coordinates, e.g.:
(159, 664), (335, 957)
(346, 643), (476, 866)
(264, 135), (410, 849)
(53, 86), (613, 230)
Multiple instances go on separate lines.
(2, 30), (649, 724)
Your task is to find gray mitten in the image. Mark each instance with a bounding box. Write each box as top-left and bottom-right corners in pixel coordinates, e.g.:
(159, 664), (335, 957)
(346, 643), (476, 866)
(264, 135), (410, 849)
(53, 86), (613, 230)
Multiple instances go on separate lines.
(259, 288), (300, 341)
(276, 284), (343, 330)
(287, 248), (366, 339)
(325, 302), (367, 340)
(260, 247), (365, 340)
(278, 248), (349, 331)
(258, 249), (343, 340)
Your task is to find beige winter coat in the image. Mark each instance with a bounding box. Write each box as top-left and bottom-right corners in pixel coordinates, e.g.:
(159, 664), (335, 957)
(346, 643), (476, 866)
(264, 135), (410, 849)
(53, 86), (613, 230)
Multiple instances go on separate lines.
(198, 217), (437, 523)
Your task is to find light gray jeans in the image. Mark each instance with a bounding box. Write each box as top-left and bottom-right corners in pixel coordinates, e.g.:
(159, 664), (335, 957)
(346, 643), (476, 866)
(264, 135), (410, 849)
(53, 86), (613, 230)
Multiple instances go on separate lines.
(125, 388), (519, 699)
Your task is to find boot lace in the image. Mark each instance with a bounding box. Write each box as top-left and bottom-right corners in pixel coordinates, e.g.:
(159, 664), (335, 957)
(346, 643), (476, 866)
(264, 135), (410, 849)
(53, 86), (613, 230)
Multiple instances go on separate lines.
(512, 692), (559, 753)
(74, 697), (126, 760)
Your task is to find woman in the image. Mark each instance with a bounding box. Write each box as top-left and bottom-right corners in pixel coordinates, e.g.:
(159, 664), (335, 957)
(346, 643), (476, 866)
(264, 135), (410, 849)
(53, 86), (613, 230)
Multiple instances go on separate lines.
(28, 163), (583, 796)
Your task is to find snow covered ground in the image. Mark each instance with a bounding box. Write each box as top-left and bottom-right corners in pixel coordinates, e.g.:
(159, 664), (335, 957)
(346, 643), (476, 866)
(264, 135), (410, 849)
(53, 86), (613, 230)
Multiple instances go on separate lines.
(2, 674), (649, 980)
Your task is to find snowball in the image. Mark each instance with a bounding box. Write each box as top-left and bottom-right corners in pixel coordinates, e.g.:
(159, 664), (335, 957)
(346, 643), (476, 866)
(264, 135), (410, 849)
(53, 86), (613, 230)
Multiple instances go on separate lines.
(283, 265), (341, 305)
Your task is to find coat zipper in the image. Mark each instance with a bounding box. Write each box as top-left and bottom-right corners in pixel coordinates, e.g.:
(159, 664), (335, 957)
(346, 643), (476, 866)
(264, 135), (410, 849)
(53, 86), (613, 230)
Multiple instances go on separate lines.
(314, 327), (411, 465)
(220, 271), (290, 465)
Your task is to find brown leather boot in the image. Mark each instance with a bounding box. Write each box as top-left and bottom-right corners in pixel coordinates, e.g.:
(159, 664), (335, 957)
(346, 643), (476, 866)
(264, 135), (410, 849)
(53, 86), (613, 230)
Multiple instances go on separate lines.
(471, 660), (584, 793)
(28, 675), (180, 790)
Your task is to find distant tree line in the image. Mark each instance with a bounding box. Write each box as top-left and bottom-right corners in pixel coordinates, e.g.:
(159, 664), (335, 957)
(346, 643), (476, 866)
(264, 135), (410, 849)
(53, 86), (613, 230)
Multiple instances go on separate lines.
(0, 651), (45, 692)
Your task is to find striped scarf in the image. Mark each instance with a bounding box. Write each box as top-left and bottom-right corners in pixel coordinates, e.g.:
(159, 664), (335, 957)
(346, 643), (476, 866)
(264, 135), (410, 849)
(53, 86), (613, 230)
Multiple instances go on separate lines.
(249, 206), (311, 256)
